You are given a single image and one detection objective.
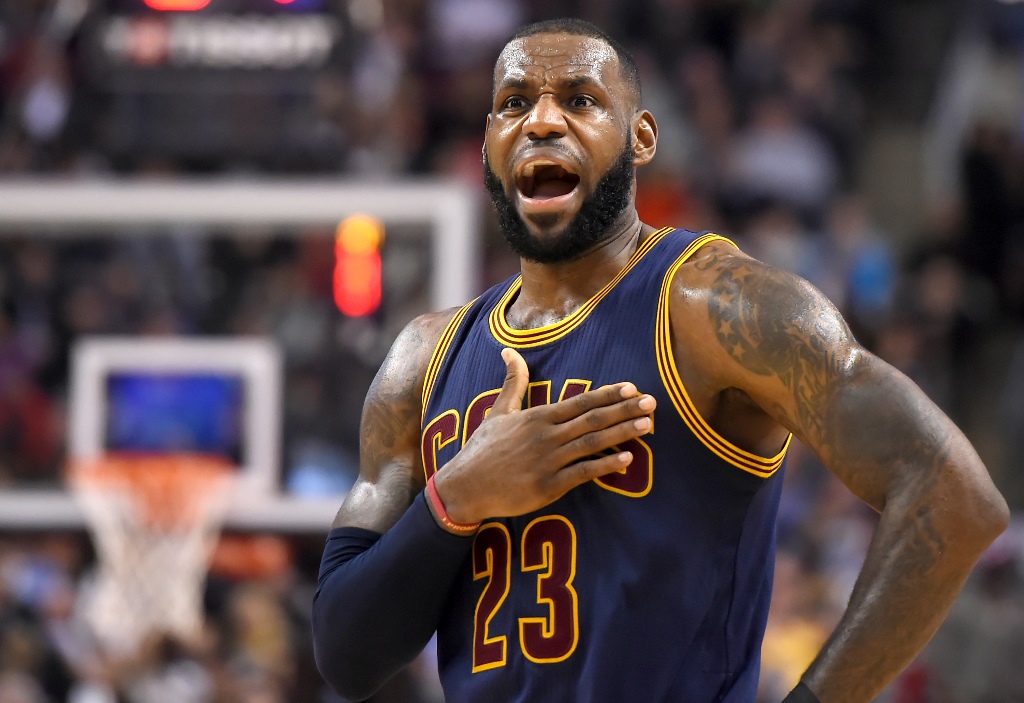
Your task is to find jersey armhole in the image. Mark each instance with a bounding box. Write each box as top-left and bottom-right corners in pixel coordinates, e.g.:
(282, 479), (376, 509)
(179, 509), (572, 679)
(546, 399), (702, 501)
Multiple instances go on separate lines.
(654, 233), (791, 478)
(421, 300), (476, 419)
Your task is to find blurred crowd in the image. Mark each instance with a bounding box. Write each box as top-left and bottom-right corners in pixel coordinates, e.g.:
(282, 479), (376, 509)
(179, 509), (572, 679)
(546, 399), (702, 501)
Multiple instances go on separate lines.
(0, 0), (1023, 701)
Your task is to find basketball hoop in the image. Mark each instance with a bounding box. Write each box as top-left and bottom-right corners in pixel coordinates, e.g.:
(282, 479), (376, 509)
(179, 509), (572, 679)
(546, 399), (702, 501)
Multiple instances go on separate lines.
(68, 454), (235, 655)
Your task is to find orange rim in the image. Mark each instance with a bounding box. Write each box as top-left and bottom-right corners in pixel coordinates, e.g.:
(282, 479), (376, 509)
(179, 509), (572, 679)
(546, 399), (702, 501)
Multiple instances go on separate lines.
(69, 453), (235, 529)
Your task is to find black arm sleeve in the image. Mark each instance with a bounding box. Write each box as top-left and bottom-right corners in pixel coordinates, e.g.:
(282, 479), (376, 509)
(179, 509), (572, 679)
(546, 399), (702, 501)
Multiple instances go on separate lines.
(311, 492), (474, 701)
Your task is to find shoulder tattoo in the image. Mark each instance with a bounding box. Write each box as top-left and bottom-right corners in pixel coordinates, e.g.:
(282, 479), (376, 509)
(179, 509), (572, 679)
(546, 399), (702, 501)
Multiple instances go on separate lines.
(700, 255), (853, 444)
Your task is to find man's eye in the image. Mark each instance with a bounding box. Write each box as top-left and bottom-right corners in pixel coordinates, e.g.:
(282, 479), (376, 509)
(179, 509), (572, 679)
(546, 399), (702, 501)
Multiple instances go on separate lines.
(502, 97), (526, 110)
(570, 96), (594, 108)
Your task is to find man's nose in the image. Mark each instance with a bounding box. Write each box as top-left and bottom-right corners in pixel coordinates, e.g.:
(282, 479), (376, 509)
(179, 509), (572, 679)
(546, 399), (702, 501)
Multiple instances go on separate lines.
(523, 94), (567, 140)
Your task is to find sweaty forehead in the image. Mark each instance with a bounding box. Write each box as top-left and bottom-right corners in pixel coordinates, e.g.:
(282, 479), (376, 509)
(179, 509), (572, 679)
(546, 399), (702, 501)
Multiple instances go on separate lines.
(495, 34), (619, 88)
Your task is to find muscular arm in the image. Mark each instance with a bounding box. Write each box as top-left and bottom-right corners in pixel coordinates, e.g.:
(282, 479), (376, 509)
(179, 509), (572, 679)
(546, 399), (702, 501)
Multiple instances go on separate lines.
(312, 308), (471, 700)
(332, 308), (455, 532)
(671, 244), (1009, 703)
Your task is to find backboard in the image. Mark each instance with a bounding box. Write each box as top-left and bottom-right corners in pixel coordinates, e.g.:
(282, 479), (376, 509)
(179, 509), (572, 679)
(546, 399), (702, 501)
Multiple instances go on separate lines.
(0, 179), (481, 531)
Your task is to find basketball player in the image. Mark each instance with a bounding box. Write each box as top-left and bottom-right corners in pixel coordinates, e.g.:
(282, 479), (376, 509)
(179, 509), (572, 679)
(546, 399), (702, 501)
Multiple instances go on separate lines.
(312, 19), (1008, 703)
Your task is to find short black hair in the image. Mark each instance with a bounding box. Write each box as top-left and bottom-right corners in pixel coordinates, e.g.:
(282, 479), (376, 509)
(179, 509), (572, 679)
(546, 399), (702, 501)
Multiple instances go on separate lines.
(499, 18), (641, 107)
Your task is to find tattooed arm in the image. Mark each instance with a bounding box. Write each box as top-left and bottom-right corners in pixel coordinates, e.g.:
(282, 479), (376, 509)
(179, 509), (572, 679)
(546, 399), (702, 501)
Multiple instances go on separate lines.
(669, 241), (1009, 703)
(331, 309), (457, 532)
(312, 308), (471, 699)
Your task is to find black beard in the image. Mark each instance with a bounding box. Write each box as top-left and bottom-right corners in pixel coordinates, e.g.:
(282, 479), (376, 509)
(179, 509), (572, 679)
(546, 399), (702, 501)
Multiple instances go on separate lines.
(483, 144), (635, 264)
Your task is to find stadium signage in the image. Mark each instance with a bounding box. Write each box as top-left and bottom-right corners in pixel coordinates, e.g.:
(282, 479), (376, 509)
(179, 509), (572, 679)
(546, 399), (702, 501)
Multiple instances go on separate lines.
(99, 14), (340, 69)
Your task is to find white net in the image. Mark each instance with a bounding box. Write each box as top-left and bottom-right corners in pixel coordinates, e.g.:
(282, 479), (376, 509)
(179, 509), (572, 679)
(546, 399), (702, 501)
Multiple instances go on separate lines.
(69, 455), (235, 655)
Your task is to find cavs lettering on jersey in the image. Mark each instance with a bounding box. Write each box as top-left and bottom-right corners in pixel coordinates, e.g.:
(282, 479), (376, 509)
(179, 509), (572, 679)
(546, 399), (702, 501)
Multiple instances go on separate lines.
(420, 229), (792, 702)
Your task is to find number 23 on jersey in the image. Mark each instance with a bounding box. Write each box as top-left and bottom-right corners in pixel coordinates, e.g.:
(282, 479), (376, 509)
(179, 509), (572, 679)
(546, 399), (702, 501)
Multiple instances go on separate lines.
(472, 515), (578, 672)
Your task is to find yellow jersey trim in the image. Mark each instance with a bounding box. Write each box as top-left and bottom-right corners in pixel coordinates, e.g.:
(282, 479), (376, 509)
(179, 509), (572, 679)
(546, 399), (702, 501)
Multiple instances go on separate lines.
(655, 233), (791, 478)
(421, 300), (475, 417)
(488, 227), (675, 348)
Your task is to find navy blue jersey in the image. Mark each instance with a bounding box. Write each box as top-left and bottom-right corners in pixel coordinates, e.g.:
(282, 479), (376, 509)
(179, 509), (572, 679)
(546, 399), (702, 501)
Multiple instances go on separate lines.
(420, 228), (791, 702)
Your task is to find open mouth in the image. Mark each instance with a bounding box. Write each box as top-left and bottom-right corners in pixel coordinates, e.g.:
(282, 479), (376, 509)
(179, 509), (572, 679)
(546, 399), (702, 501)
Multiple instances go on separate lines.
(516, 160), (581, 200)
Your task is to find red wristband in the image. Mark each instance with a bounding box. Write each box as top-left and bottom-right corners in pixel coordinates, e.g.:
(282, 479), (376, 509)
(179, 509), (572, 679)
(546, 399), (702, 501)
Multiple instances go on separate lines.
(426, 474), (481, 535)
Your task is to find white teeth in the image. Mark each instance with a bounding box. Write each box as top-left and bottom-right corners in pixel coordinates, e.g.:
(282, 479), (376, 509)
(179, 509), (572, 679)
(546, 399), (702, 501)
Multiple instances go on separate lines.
(524, 163), (536, 178)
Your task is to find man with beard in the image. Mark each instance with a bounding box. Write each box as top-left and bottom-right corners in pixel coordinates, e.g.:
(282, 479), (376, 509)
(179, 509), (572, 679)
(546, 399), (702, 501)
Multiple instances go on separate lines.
(312, 18), (1008, 703)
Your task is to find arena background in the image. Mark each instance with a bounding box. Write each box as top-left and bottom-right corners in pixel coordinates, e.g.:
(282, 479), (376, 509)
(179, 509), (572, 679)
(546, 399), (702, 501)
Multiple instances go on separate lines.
(0, 0), (1022, 701)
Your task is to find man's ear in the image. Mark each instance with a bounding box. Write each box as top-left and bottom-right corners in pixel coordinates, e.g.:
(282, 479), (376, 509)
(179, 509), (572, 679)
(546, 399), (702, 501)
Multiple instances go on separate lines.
(632, 110), (657, 167)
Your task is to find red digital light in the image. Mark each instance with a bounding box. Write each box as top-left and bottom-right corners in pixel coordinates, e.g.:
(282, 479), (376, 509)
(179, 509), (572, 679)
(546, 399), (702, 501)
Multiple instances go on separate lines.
(333, 216), (384, 317)
(273, 0), (298, 4)
(143, 0), (211, 10)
